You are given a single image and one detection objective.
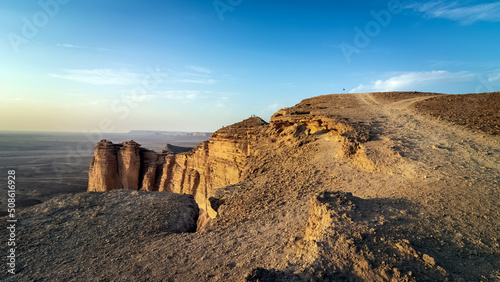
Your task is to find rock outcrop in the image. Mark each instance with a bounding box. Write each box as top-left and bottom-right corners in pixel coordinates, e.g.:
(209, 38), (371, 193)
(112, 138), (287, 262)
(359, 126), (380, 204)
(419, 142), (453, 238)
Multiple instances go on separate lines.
(0, 190), (199, 281)
(88, 140), (167, 192)
(162, 143), (193, 154)
(270, 103), (370, 157)
(88, 117), (269, 217)
(88, 103), (375, 218)
(297, 191), (447, 281)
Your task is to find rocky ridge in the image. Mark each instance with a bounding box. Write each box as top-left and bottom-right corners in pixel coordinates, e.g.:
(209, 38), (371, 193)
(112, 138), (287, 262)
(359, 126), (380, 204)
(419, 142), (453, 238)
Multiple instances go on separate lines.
(5, 92), (499, 281)
(87, 106), (373, 220)
(88, 117), (269, 218)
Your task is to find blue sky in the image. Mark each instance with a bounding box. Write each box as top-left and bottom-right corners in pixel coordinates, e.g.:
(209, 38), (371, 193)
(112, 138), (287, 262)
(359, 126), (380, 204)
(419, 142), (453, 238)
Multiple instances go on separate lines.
(1, 0), (499, 132)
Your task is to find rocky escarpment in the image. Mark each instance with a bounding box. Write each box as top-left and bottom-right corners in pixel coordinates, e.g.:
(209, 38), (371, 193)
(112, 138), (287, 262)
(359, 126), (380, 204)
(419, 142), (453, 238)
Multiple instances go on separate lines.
(88, 117), (269, 217)
(88, 140), (168, 192)
(88, 107), (373, 219)
(162, 143), (194, 154)
(88, 97), (378, 220)
(270, 99), (370, 158)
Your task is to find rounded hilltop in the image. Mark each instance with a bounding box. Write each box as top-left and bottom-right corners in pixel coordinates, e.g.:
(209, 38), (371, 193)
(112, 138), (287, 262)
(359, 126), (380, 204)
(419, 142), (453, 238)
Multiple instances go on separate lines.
(212, 116), (269, 138)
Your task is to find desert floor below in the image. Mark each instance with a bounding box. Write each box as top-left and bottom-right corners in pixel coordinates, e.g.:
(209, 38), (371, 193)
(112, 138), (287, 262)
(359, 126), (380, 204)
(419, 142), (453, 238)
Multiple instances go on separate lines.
(2, 92), (499, 281)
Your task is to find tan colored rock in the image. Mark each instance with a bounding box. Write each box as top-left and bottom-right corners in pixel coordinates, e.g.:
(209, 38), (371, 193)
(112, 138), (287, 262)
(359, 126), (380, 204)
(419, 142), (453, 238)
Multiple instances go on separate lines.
(88, 117), (269, 218)
(158, 117), (268, 217)
(88, 112), (373, 218)
(88, 140), (121, 192)
(117, 141), (141, 190)
(141, 164), (158, 192)
(88, 140), (158, 192)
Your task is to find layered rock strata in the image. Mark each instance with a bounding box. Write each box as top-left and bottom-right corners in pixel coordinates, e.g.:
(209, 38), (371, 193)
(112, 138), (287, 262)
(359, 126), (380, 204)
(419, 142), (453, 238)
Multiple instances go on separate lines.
(270, 97), (370, 157)
(88, 140), (168, 192)
(88, 105), (372, 217)
(88, 117), (269, 217)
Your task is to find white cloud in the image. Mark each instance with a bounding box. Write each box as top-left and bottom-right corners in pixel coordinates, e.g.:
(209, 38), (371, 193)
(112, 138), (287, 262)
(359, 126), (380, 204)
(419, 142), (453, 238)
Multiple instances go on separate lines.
(177, 78), (217, 84)
(181, 65), (217, 84)
(0, 97), (23, 102)
(49, 69), (147, 85)
(350, 70), (474, 93)
(57, 43), (87, 48)
(159, 90), (200, 101)
(50, 67), (220, 86)
(186, 65), (212, 74)
(488, 72), (500, 82)
(407, 1), (500, 24)
(267, 103), (283, 112)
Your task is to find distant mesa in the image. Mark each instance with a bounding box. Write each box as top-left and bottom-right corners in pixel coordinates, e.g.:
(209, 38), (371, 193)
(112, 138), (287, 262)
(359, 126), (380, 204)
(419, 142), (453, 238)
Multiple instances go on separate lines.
(128, 130), (211, 137)
(162, 143), (194, 154)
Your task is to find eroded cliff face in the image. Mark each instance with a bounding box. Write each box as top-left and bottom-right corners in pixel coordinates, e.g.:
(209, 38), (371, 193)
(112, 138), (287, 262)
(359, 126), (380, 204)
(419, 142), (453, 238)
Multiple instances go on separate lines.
(88, 101), (373, 218)
(270, 97), (370, 157)
(88, 140), (166, 192)
(88, 117), (269, 217)
(158, 117), (269, 216)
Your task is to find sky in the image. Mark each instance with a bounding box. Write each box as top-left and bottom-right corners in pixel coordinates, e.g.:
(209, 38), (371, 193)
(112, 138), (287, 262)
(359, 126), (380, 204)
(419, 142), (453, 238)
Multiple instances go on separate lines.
(1, 0), (499, 133)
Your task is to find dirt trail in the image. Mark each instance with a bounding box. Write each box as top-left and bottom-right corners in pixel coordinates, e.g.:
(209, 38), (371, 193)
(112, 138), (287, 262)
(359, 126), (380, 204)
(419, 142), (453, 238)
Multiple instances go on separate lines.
(357, 92), (499, 182)
(349, 92), (500, 280)
(355, 92), (500, 212)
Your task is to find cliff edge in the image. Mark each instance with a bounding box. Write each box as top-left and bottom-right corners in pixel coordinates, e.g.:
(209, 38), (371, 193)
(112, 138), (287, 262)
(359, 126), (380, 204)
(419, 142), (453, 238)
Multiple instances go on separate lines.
(10, 91), (497, 281)
(88, 117), (269, 218)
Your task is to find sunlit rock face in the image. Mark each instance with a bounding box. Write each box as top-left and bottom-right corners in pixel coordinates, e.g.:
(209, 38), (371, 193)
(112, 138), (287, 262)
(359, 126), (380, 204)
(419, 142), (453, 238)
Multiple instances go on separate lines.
(88, 117), (269, 218)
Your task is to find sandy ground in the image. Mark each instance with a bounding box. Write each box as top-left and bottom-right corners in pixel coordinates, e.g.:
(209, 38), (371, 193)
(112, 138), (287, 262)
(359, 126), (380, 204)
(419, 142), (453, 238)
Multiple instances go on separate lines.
(412, 92), (500, 135)
(1, 92), (499, 281)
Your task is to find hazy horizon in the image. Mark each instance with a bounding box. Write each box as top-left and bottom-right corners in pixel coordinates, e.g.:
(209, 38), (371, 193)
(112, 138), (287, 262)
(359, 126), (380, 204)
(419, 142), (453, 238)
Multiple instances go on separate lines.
(0, 129), (213, 134)
(1, 0), (499, 132)
(0, 131), (210, 216)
